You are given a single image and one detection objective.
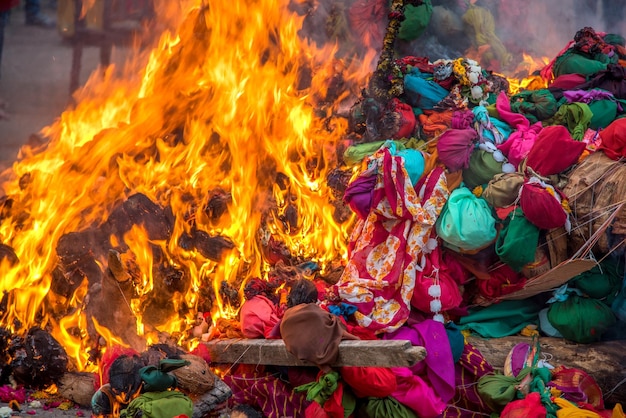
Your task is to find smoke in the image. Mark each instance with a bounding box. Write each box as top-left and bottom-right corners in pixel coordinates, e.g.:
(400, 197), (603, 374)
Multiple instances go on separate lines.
(293, 0), (626, 75)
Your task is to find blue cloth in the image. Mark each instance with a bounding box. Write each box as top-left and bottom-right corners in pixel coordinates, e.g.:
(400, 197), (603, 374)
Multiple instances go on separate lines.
(327, 303), (358, 320)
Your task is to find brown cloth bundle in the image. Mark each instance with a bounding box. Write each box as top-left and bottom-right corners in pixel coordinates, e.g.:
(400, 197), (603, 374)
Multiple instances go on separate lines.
(280, 303), (358, 371)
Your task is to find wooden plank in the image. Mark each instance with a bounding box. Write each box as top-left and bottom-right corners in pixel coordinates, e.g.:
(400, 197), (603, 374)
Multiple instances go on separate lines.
(203, 339), (426, 368)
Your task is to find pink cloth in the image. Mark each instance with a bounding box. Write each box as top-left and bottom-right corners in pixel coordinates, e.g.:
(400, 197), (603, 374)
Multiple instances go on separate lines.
(495, 92), (542, 168)
(239, 295), (281, 338)
(334, 148), (449, 333)
(391, 366), (447, 418)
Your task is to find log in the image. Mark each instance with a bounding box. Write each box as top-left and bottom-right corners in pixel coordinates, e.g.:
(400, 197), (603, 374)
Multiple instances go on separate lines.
(56, 371), (97, 407)
(467, 335), (626, 406)
(203, 338), (426, 368)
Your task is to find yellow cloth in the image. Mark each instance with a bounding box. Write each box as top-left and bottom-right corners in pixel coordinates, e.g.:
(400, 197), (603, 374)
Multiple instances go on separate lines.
(554, 397), (600, 418)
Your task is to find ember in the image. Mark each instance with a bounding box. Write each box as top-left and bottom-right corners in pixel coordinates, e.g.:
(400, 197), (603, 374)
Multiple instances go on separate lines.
(1, 0), (626, 417)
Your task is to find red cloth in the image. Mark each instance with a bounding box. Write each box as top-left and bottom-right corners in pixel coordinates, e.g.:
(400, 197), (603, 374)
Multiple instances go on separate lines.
(388, 97), (416, 139)
(239, 295), (281, 339)
(598, 118), (626, 160)
(340, 366), (397, 398)
(475, 263), (527, 299)
(500, 392), (546, 418)
(348, 0), (386, 50)
(525, 125), (586, 176)
(411, 243), (463, 315)
(520, 179), (569, 230)
(549, 73), (586, 90)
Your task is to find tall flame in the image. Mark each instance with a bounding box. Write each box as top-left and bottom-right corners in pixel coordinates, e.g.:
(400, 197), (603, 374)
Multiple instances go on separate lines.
(0, 0), (373, 369)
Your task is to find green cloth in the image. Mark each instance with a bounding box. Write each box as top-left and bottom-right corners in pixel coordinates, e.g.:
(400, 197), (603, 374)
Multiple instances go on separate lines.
(358, 397), (418, 418)
(140, 359), (190, 392)
(547, 102), (593, 141)
(120, 390), (193, 418)
(295, 371), (340, 405)
(604, 33), (626, 47)
(588, 99), (618, 130)
(571, 259), (623, 301)
(510, 89), (559, 124)
(458, 299), (541, 338)
(462, 150), (504, 190)
(547, 294), (617, 343)
(477, 368), (531, 412)
(553, 50), (608, 78)
(436, 186), (497, 252)
(496, 207), (540, 272)
(343, 140), (407, 167)
(398, 0), (433, 41)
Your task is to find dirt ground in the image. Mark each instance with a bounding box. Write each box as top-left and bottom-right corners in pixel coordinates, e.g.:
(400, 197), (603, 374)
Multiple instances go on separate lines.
(0, 2), (125, 172)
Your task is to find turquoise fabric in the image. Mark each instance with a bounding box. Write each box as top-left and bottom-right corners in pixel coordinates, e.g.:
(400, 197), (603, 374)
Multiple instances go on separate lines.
(396, 148), (425, 186)
(404, 68), (449, 110)
(436, 186), (497, 251)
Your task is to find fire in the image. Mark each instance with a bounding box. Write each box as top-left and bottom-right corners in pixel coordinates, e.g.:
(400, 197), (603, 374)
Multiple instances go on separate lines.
(0, 0), (372, 370)
(506, 52), (551, 95)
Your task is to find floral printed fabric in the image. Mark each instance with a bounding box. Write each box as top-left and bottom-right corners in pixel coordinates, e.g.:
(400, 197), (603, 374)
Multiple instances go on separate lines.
(334, 145), (449, 333)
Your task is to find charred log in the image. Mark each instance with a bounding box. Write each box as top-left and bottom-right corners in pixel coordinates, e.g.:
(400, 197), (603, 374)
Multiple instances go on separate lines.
(194, 231), (236, 261)
(204, 188), (232, 222)
(104, 193), (173, 242)
(7, 327), (69, 389)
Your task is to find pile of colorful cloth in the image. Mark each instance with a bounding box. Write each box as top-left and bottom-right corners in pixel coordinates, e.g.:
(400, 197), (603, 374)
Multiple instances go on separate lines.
(227, 25), (626, 417)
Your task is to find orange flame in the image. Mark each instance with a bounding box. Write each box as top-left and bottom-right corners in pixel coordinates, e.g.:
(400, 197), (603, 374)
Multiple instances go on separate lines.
(0, 0), (372, 369)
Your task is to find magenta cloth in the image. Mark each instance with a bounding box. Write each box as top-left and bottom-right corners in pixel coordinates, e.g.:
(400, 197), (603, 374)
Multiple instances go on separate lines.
(411, 242), (463, 315)
(384, 319), (456, 405)
(334, 148), (449, 333)
(598, 117), (626, 160)
(451, 109), (475, 130)
(389, 97), (417, 139)
(390, 366), (447, 418)
(224, 372), (310, 418)
(436, 128), (478, 172)
(495, 92), (543, 168)
(525, 125), (586, 176)
(549, 73), (586, 90)
(239, 295), (281, 339)
(520, 179), (569, 230)
(343, 172), (376, 219)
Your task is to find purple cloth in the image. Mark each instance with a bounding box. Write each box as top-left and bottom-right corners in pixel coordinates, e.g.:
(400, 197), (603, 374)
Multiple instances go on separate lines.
(384, 319), (456, 404)
(343, 173), (377, 219)
(563, 88), (615, 104)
